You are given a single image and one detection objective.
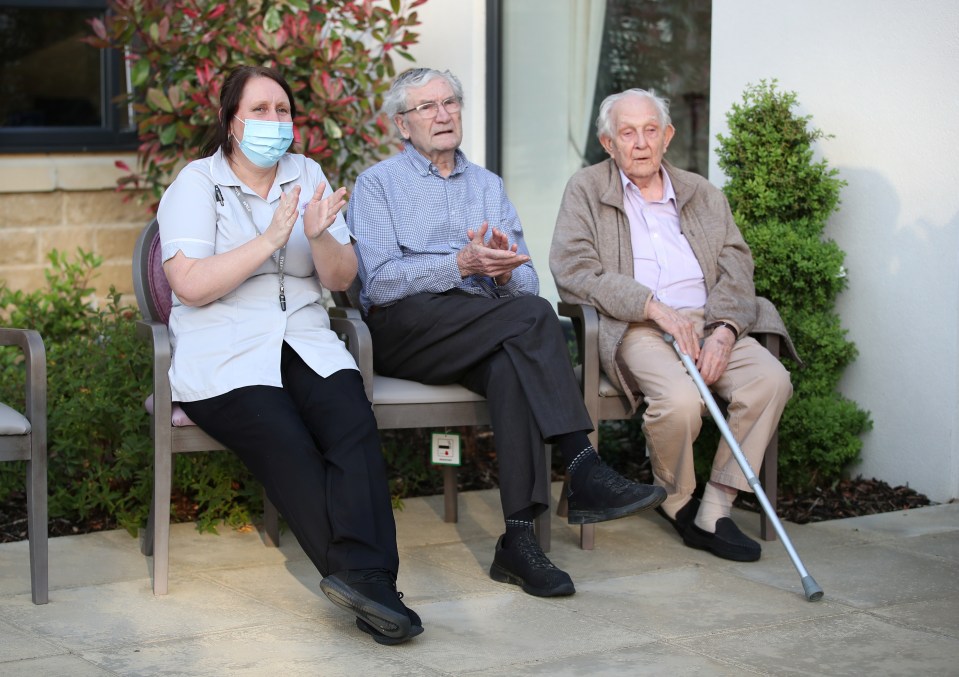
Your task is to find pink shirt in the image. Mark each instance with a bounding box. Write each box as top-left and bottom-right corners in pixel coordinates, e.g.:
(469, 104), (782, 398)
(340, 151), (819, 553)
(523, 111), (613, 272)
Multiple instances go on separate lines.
(621, 168), (706, 310)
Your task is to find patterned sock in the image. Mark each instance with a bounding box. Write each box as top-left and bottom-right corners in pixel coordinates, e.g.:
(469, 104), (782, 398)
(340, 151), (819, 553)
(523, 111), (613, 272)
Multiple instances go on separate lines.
(503, 507), (536, 547)
(556, 431), (599, 481)
(694, 482), (736, 533)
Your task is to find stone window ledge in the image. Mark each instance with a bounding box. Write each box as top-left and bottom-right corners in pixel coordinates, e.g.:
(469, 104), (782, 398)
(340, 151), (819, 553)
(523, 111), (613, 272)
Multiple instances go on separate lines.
(0, 153), (139, 194)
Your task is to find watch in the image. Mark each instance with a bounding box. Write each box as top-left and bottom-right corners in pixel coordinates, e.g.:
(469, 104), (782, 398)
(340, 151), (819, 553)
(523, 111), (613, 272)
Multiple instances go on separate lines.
(705, 321), (739, 340)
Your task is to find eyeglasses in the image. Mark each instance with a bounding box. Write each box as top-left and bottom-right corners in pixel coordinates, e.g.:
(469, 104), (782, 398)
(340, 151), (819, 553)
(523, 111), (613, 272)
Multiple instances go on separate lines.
(399, 96), (462, 119)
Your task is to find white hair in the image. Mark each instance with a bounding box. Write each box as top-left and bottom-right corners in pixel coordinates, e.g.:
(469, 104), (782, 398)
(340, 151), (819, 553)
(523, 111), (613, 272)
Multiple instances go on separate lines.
(383, 67), (465, 131)
(595, 89), (671, 140)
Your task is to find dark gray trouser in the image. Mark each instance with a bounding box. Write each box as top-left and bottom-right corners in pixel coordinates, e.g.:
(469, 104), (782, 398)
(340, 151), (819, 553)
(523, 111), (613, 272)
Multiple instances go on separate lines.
(365, 290), (592, 518)
(181, 343), (399, 577)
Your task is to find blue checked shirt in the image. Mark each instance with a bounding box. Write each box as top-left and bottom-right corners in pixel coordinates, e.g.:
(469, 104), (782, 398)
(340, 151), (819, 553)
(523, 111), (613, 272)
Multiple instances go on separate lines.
(347, 142), (539, 312)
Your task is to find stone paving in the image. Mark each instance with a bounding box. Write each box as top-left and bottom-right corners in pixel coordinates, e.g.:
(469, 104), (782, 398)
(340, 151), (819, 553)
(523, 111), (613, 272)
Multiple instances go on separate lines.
(1, 484), (957, 676)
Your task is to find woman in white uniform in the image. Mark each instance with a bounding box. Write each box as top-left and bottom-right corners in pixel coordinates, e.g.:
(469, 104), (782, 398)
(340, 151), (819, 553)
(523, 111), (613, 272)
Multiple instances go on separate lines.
(157, 65), (421, 645)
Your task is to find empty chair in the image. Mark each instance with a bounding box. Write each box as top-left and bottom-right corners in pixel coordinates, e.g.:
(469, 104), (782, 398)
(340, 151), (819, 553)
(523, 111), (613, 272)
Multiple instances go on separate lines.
(0, 327), (48, 604)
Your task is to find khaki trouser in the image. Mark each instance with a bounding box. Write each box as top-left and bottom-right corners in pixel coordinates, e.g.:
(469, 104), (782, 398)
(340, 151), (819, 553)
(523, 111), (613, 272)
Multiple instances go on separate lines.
(617, 308), (792, 496)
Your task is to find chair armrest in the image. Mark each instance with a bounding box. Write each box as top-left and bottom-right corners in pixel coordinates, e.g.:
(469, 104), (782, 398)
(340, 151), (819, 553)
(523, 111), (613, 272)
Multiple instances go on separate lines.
(556, 303), (602, 444)
(556, 302), (600, 395)
(0, 328), (46, 435)
(329, 314), (374, 404)
(329, 306), (362, 321)
(752, 331), (781, 360)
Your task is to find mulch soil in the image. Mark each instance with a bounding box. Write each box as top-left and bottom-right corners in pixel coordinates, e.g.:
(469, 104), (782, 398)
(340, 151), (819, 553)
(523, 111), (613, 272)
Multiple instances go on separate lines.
(0, 472), (933, 544)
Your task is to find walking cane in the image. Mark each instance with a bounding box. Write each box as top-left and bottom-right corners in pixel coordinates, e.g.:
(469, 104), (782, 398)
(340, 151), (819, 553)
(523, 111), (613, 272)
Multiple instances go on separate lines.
(664, 334), (824, 602)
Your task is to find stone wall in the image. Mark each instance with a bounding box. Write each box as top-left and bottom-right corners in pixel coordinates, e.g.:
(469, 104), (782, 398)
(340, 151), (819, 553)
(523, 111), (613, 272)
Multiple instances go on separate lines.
(0, 153), (147, 306)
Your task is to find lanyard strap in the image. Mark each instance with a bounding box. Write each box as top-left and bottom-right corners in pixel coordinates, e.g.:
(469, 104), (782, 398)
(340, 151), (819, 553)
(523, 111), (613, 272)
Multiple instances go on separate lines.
(229, 185), (287, 311)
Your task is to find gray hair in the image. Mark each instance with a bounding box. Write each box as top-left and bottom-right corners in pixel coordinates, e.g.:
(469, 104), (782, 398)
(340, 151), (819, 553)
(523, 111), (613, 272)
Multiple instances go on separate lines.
(595, 89), (671, 140)
(383, 67), (465, 126)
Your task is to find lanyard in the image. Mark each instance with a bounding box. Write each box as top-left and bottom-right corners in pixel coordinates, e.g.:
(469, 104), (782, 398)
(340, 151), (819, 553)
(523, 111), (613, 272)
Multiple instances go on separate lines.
(230, 185), (287, 311)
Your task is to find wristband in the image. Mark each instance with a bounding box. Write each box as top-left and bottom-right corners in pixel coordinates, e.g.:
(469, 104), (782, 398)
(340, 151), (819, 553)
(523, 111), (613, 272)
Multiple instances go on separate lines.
(705, 321), (739, 340)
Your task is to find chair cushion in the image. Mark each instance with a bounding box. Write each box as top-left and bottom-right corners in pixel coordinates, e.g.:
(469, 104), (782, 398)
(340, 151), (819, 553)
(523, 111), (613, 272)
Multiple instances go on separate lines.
(144, 394), (197, 427)
(598, 373), (624, 398)
(148, 232), (173, 325)
(572, 364), (627, 399)
(0, 401), (30, 435)
(372, 375), (485, 405)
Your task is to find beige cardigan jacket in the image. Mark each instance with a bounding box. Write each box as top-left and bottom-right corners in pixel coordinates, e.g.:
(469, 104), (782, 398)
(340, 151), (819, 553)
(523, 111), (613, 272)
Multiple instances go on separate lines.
(549, 159), (798, 413)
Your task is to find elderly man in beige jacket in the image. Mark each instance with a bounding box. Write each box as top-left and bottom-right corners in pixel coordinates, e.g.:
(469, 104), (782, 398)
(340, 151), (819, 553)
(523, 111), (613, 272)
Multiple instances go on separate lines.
(550, 88), (796, 562)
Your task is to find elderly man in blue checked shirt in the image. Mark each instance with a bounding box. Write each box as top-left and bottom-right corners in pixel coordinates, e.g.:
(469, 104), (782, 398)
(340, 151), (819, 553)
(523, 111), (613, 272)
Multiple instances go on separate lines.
(347, 67), (666, 598)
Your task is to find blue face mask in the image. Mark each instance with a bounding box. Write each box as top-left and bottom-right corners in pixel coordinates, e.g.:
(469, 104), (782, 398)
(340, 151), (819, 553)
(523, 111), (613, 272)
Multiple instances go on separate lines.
(234, 117), (294, 168)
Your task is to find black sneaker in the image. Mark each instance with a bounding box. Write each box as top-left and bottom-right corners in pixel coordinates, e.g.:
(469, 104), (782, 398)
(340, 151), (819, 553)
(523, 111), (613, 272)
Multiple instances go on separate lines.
(489, 532), (575, 597)
(356, 603), (424, 645)
(567, 460), (667, 524)
(320, 569), (413, 640)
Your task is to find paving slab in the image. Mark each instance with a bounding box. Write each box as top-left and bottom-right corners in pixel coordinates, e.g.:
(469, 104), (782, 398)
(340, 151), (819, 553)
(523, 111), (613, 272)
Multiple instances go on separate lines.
(1, 578), (296, 652)
(475, 641), (755, 676)
(676, 610), (959, 677)
(1, 489), (957, 676)
(397, 592), (653, 674)
(729, 539), (959, 609)
(572, 566), (843, 639)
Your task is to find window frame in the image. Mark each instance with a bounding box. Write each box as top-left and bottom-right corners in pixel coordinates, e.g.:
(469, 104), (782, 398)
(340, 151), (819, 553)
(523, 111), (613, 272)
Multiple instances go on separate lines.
(0, 0), (138, 153)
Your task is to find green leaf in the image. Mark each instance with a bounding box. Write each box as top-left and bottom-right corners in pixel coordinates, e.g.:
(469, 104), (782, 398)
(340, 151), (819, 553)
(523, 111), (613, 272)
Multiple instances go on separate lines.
(263, 6), (282, 32)
(146, 87), (174, 113)
(323, 117), (343, 139)
(131, 59), (150, 88)
(159, 125), (177, 145)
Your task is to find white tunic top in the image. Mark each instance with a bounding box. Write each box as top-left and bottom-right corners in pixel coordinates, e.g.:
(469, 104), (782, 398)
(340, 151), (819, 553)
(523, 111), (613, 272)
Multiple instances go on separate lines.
(157, 149), (357, 402)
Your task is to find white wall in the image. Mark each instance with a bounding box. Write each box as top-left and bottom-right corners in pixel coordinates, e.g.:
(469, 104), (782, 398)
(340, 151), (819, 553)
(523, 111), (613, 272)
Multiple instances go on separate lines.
(402, 0), (488, 165)
(710, 1), (959, 501)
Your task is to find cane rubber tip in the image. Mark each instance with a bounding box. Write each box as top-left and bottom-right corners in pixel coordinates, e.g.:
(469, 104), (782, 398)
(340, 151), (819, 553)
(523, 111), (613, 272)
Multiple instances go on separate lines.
(802, 575), (824, 602)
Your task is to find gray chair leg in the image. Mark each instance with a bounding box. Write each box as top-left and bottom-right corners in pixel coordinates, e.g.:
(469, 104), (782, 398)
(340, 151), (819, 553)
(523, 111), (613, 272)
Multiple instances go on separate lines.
(27, 453), (48, 605)
(152, 449), (173, 595)
(443, 465), (458, 523)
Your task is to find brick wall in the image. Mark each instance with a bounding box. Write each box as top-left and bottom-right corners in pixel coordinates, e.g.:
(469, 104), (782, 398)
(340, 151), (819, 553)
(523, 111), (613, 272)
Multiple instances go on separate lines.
(0, 153), (149, 306)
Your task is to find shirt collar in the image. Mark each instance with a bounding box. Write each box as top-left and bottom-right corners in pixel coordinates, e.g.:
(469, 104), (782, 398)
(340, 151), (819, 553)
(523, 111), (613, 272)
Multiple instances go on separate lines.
(618, 165), (676, 205)
(209, 148), (301, 190)
(401, 141), (469, 177)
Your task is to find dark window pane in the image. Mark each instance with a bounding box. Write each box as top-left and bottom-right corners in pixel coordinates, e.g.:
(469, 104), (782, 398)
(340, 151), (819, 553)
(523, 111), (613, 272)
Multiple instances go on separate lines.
(586, 0), (712, 176)
(0, 7), (103, 128)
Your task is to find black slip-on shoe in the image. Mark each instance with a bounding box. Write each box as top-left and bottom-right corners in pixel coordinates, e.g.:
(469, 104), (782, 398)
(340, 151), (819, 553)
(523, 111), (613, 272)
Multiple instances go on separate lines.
(655, 496), (701, 538)
(489, 532), (575, 597)
(683, 516), (762, 562)
(567, 461), (667, 525)
(320, 569), (412, 639)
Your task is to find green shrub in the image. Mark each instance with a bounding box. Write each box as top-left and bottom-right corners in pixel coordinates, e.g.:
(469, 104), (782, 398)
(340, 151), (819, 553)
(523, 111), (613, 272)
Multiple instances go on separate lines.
(715, 80), (871, 489)
(0, 251), (262, 536)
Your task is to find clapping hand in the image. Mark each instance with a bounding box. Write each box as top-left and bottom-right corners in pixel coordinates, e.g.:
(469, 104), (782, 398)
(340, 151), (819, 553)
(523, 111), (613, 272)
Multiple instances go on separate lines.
(263, 185), (302, 250)
(456, 221), (529, 284)
(303, 182), (348, 241)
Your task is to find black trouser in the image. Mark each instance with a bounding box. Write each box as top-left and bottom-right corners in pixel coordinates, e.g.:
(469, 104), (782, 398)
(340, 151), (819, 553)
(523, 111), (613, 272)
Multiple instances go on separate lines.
(366, 291), (592, 518)
(181, 343), (399, 577)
